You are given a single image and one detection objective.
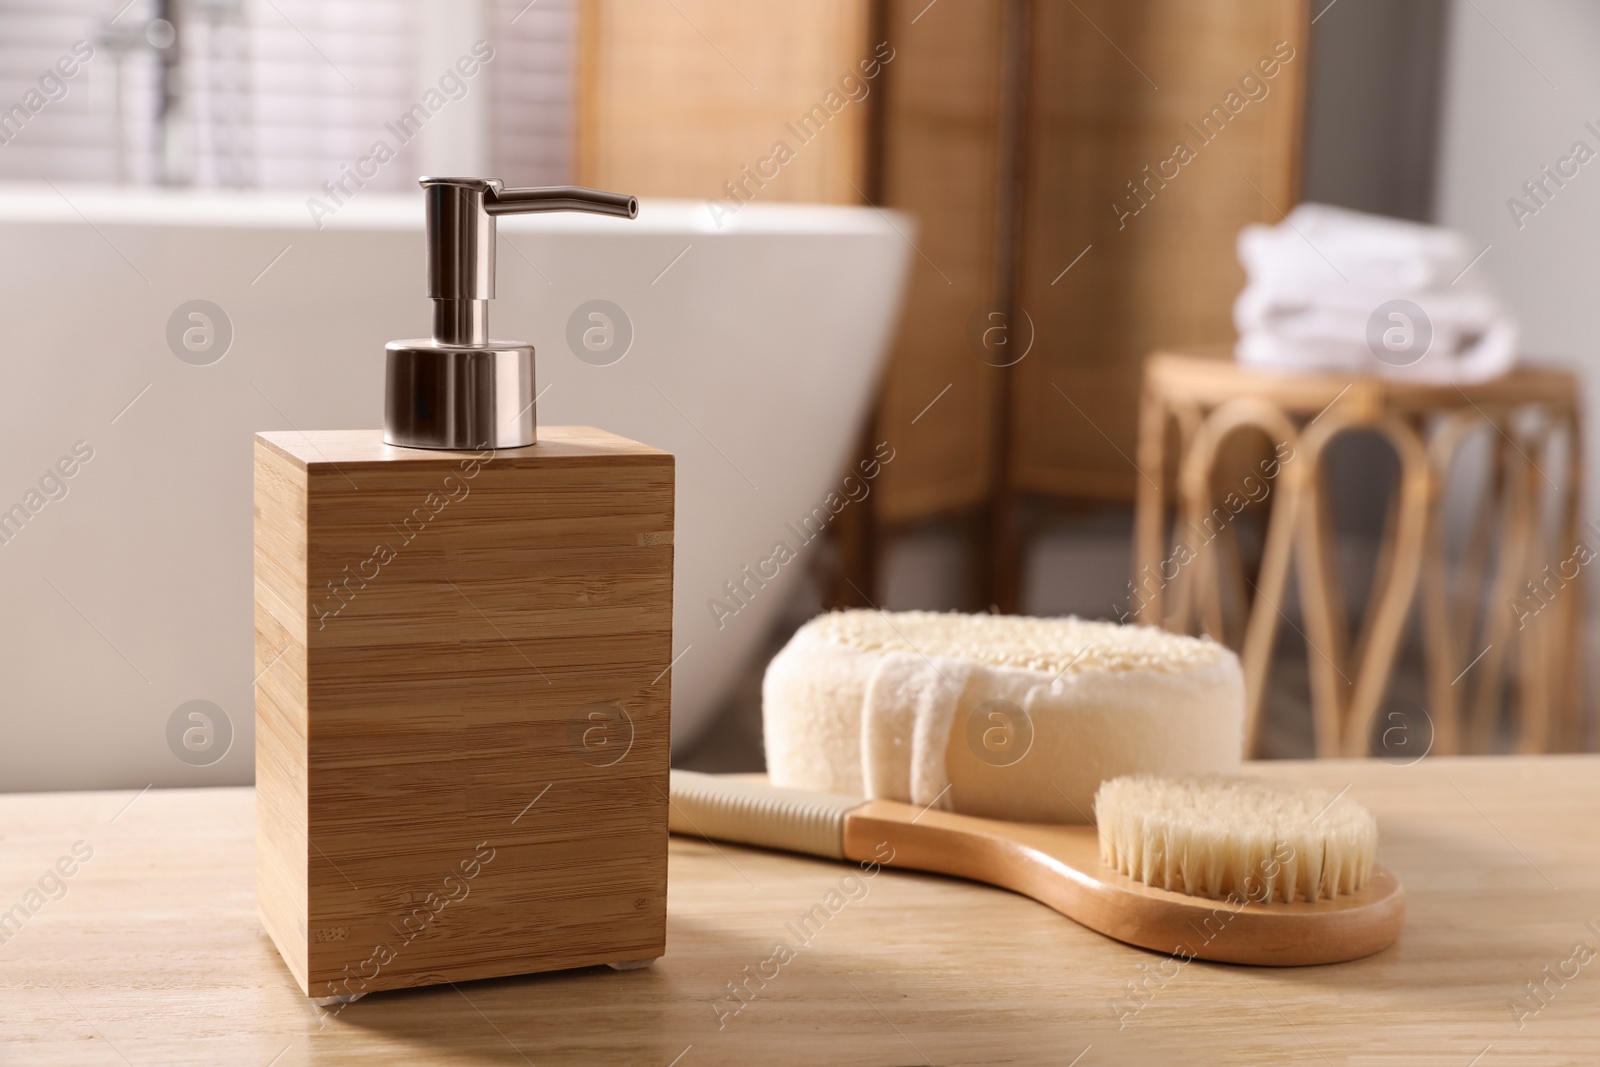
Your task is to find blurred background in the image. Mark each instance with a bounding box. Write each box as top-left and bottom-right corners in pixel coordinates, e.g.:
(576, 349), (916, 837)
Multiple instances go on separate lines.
(1, 0), (1594, 789)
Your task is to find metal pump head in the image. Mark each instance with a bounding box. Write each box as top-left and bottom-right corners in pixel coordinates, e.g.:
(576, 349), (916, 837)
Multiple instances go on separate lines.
(421, 177), (637, 346)
(384, 177), (639, 451)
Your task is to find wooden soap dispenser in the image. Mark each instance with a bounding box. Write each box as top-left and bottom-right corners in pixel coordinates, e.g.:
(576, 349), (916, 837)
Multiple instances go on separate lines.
(253, 178), (674, 1002)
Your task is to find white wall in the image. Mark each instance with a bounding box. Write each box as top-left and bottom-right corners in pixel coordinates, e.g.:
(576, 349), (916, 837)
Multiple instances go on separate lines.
(1434, 0), (1600, 725)
(1435, 0), (1599, 523)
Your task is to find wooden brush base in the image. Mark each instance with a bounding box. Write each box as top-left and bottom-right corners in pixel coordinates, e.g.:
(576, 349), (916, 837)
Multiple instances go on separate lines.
(253, 428), (674, 998)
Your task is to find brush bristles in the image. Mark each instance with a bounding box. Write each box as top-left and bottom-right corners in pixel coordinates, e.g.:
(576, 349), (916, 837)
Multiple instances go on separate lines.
(1094, 776), (1378, 904)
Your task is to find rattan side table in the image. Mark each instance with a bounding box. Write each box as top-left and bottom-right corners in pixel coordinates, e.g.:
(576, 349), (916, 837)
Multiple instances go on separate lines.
(1134, 350), (1584, 757)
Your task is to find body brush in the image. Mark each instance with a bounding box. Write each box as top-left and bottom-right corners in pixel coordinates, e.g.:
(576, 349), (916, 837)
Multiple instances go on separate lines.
(668, 771), (1403, 966)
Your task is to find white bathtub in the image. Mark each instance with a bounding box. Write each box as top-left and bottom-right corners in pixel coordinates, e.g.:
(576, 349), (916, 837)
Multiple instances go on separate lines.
(0, 184), (909, 791)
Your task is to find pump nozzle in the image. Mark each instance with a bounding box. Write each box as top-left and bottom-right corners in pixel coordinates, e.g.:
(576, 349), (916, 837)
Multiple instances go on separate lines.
(485, 185), (638, 219)
(385, 177), (638, 451)
(419, 177), (638, 347)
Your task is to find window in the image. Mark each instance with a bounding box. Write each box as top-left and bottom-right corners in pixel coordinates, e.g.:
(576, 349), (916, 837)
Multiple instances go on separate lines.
(0, 0), (575, 187)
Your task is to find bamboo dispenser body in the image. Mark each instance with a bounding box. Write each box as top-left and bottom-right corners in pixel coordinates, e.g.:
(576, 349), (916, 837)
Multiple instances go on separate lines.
(253, 427), (674, 997)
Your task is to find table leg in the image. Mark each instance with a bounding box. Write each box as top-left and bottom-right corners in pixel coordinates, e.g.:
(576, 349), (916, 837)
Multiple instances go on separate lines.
(1420, 413), (1491, 756)
(1469, 425), (1535, 752)
(1133, 384), (1169, 626)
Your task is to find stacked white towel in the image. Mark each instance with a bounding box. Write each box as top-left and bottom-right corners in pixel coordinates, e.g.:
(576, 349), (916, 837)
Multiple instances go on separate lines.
(1233, 203), (1516, 383)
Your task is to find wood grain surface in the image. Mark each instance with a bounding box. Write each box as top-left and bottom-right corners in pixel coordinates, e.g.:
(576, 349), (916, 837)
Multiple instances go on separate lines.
(1009, 0), (1308, 504)
(254, 427), (675, 996)
(2, 756), (1597, 1063)
(868, 0), (1011, 526)
(870, 0), (1308, 526)
(577, 0), (872, 204)
(841, 801), (1406, 967)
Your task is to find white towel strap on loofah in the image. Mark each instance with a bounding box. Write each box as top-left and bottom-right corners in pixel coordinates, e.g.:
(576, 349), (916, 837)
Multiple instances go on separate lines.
(860, 651), (972, 810)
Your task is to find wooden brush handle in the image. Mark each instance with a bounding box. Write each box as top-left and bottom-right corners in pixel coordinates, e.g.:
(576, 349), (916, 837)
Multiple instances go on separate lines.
(667, 773), (1405, 966)
(844, 800), (1405, 967)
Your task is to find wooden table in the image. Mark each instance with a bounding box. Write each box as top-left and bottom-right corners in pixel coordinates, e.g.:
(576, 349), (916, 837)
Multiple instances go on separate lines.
(2, 757), (1597, 1065)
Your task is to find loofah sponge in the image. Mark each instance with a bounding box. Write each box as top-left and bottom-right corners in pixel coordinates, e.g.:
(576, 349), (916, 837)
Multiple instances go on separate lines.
(1095, 775), (1378, 903)
(762, 610), (1245, 823)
